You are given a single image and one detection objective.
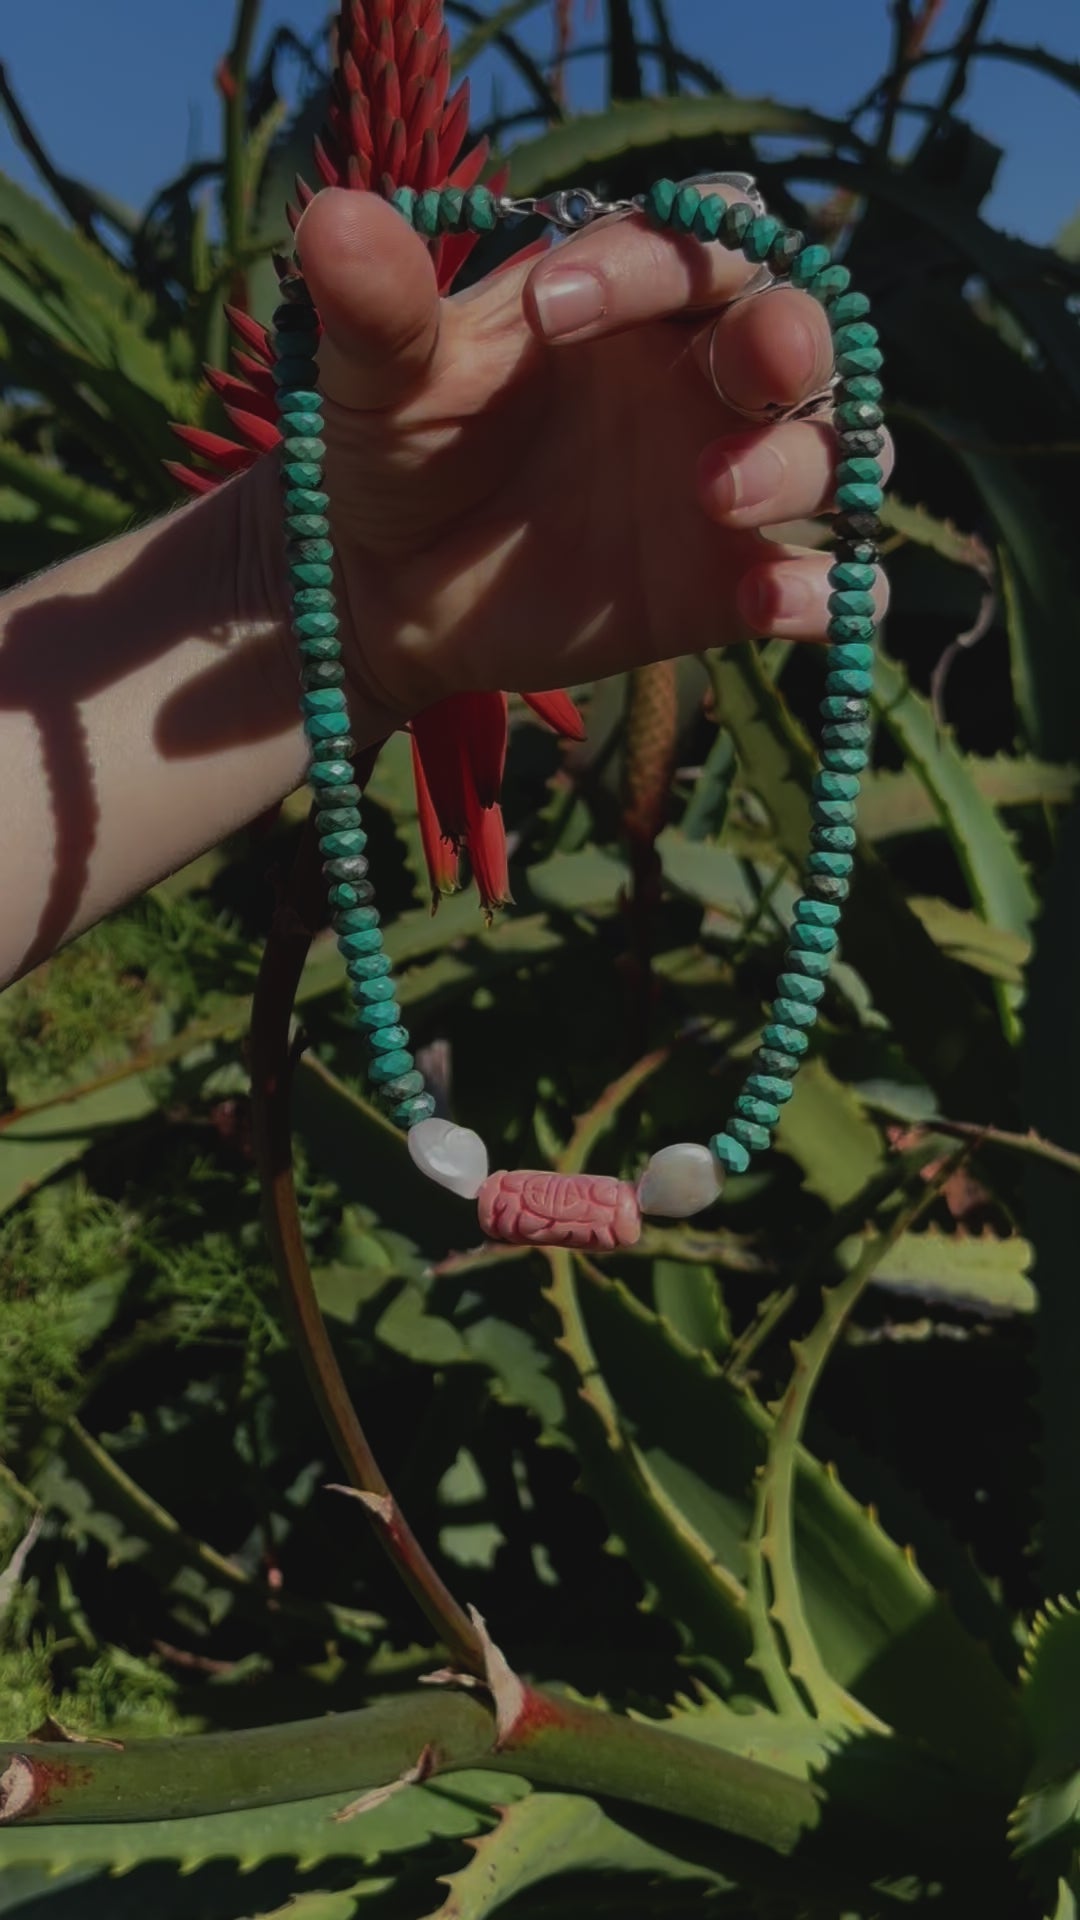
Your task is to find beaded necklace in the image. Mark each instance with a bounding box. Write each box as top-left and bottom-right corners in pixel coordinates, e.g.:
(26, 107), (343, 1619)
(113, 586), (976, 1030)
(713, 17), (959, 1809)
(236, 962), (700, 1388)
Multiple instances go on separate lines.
(272, 174), (884, 1252)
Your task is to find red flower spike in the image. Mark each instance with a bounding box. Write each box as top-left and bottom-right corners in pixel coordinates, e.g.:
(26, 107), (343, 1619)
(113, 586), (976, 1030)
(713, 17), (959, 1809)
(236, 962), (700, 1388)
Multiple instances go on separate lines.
(173, 0), (583, 909)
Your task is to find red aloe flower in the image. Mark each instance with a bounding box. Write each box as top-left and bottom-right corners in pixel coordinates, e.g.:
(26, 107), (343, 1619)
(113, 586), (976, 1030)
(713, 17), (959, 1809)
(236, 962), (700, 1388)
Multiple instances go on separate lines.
(169, 0), (584, 910)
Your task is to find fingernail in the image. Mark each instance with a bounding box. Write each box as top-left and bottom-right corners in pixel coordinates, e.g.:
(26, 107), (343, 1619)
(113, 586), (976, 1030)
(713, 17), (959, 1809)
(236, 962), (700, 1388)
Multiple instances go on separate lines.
(704, 441), (785, 514)
(532, 267), (607, 339)
(743, 570), (811, 627)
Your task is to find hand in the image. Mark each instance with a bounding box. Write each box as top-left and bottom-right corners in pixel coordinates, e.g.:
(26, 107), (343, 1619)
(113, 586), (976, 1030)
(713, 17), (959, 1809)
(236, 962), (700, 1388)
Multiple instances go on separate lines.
(269, 187), (891, 724)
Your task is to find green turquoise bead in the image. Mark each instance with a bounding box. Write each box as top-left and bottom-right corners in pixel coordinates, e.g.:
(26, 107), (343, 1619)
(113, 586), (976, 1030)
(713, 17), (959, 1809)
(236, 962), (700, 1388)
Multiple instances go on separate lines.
(757, 1049), (801, 1078)
(776, 973), (826, 1005)
(745, 1073), (795, 1105)
(438, 188), (465, 230)
(345, 952), (390, 980)
(416, 190), (441, 235)
(769, 229), (804, 273)
(464, 185), (496, 231)
(336, 903), (380, 931)
(795, 899), (841, 926)
(310, 763), (353, 792)
(828, 614), (875, 643)
(316, 807), (361, 836)
(830, 292), (870, 326)
(812, 824), (856, 853)
(735, 1094), (781, 1128)
(295, 610), (339, 639)
(284, 513), (328, 540)
(321, 829), (366, 859)
(301, 686), (347, 713)
(370, 1024), (411, 1054)
(672, 185), (701, 232)
(378, 1070), (425, 1101)
(789, 922), (837, 953)
(842, 374), (883, 402)
(274, 355), (319, 387)
(836, 399), (883, 432)
(291, 563), (334, 588)
(692, 195), (725, 240)
(721, 202), (754, 245)
(836, 482), (884, 512)
(281, 436), (324, 464)
(829, 643), (873, 673)
(390, 186), (417, 223)
(728, 1117), (771, 1153)
(828, 589), (875, 617)
(837, 347), (884, 378)
(298, 635), (339, 660)
(743, 215), (782, 262)
(810, 265), (851, 301)
(278, 388), (322, 413)
(710, 1133), (751, 1175)
(393, 1093), (437, 1128)
(358, 998), (402, 1030)
(369, 1049), (414, 1084)
(772, 997), (818, 1030)
(762, 1024), (810, 1055)
(280, 416), (323, 441)
(823, 747), (867, 774)
(807, 850), (853, 878)
(832, 321), (878, 356)
(837, 457), (882, 487)
(791, 245), (831, 286)
(282, 462), (323, 489)
(812, 797), (856, 827)
(814, 770), (860, 801)
(312, 735), (356, 762)
(338, 928), (383, 957)
(826, 668), (874, 698)
(785, 946), (832, 979)
(287, 537), (334, 565)
(285, 489), (329, 517)
(353, 974), (396, 1004)
(644, 178), (678, 225)
(302, 665), (344, 697)
(820, 695), (870, 723)
(829, 561), (877, 592)
(292, 585), (335, 610)
(306, 711), (350, 741)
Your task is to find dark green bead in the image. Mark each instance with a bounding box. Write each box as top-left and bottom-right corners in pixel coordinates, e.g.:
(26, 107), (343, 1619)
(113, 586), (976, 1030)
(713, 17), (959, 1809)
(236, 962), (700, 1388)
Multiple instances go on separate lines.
(291, 563), (334, 588)
(836, 399), (883, 433)
(692, 195), (725, 240)
(322, 784), (361, 811)
(810, 264), (851, 301)
(808, 874), (850, 903)
(826, 667), (874, 698)
(768, 228), (804, 272)
(353, 974), (396, 1004)
(438, 188), (465, 231)
(838, 429), (885, 458)
(368, 1049), (415, 1084)
(284, 485), (328, 513)
(340, 927), (383, 956)
(711, 1133), (751, 1176)
(839, 375), (884, 404)
(287, 537), (334, 565)
(830, 292), (871, 326)
(311, 733), (355, 760)
(274, 355), (319, 388)
(821, 695), (870, 725)
(292, 584), (335, 610)
(316, 805), (360, 835)
(464, 185), (496, 231)
(772, 997), (818, 1030)
(721, 202), (754, 246)
(829, 561), (877, 592)
(811, 823), (856, 852)
(836, 482), (884, 512)
(735, 1094), (781, 1129)
(837, 347), (884, 378)
(330, 887), (375, 917)
(415, 191), (441, 235)
(282, 462), (324, 490)
(743, 215), (782, 262)
(394, 1092), (437, 1128)
(829, 643), (873, 673)
(272, 337), (318, 370)
(297, 633), (340, 660)
(284, 512), (329, 540)
(273, 302), (316, 331)
(757, 1052), (801, 1082)
(807, 850), (854, 878)
(379, 1070), (425, 1102)
(828, 615), (875, 643)
(310, 761), (354, 790)
(278, 387), (322, 413)
(728, 1117), (772, 1153)
(370, 1024), (411, 1054)
(342, 943), (389, 971)
(320, 828), (367, 860)
(834, 510), (884, 545)
(815, 768), (860, 801)
(644, 178), (678, 225)
(761, 1024), (810, 1056)
(323, 854), (370, 884)
(303, 662), (346, 691)
(791, 244), (831, 285)
(672, 185), (701, 232)
(390, 186), (418, 223)
(833, 539), (880, 568)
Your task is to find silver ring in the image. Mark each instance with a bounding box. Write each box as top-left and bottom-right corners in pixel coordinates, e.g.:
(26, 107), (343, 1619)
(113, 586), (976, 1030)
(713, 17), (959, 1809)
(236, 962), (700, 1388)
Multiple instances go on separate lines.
(707, 314), (839, 425)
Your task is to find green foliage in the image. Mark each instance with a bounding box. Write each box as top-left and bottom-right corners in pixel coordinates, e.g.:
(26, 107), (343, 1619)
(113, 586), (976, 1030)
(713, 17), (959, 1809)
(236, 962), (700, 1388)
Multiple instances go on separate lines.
(2, 4), (1080, 1917)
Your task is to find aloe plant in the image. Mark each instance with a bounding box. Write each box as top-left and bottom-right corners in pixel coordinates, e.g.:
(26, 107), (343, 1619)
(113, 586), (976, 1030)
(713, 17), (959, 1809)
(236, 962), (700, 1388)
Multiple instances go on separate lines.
(2, 2), (1080, 1915)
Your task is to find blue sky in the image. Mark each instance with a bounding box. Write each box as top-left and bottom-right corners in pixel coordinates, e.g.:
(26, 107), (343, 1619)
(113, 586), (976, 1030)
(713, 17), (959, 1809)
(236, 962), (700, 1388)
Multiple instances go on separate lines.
(1, 1), (1077, 245)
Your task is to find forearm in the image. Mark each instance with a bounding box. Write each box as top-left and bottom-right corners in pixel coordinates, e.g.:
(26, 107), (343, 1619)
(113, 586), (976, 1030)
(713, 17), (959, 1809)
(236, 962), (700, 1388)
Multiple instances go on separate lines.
(0, 458), (386, 988)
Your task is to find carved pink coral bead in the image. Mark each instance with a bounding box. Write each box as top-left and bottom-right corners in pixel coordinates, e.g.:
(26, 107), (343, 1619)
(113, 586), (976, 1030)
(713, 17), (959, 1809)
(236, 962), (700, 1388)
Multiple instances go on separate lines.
(476, 1170), (641, 1250)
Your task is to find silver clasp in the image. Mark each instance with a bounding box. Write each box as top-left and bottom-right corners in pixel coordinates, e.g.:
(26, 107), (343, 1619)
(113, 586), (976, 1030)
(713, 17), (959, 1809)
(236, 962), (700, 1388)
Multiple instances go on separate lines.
(496, 187), (637, 231)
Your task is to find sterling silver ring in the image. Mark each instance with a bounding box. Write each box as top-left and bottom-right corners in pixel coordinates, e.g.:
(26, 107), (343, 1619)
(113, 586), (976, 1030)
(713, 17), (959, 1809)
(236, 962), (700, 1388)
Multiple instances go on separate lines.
(706, 311), (839, 426)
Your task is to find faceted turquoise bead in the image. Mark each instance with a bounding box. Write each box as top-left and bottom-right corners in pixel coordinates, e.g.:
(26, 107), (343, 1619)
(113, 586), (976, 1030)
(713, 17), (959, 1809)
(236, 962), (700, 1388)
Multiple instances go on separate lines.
(721, 202), (753, 245)
(828, 615), (875, 643)
(290, 562), (334, 588)
(761, 1024), (810, 1055)
(830, 292), (870, 326)
(281, 436), (323, 464)
(829, 561), (876, 592)
(809, 876), (850, 902)
(464, 185), (496, 231)
(274, 355), (318, 388)
(292, 585), (335, 610)
(795, 899), (841, 926)
(438, 188), (465, 230)
(392, 1092), (438, 1128)
(302, 662), (344, 693)
(295, 610), (339, 639)
(321, 829), (366, 859)
(745, 1073), (795, 1104)
(836, 347), (884, 378)
(306, 711), (350, 741)
(352, 974), (396, 1004)
(312, 736), (357, 763)
(672, 185), (701, 232)
(836, 482), (884, 512)
(378, 1070), (425, 1101)
(791, 244), (831, 286)
(692, 195), (725, 240)
(812, 823), (856, 853)
(837, 457), (882, 488)
(644, 178), (678, 225)
(743, 215), (781, 262)
(812, 797), (856, 827)
(358, 998), (402, 1030)
(336, 904), (380, 933)
(346, 952), (391, 980)
(280, 418), (323, 443)
(785, 946), (832, 979)
(789, 922), (837, 954)
(735, 1095), (781, 1129)
(842, 374), (884, 402)
(416, 190), (441, 235)
(758, 1049), (801, 1078)
(836, 398), (883, 432)
(814, 770), (860, 801)
(370, 1024), (412, 1054)
(832, 322), (878, 357)
(823, 747), (868, 774)
(828, 589), (875, 618)
(810, 265), (851, 301)
(278, 388), (322, 413)
(338, 927), (383, 957)
(829, 643), (873, 673)
(826, 668), (874, 698)
(806, 850), (853, 878)
(316, 807), (361, 836)
(820, 696), (870, 724)
(284, 512), (329, 540)
(369, 1049), (414, 1084)
(287, 537), (334, 565)
(301, 686), (346, 713)
(711, 1132), (751, 1175)
(772, 997), (818, 1029)
(297, 634), (339, 660)
(282, 461), (323, 489)
(310, 761), (354, 791)
(728, 1117), (771, 1153)
(391, 186), (417, 223)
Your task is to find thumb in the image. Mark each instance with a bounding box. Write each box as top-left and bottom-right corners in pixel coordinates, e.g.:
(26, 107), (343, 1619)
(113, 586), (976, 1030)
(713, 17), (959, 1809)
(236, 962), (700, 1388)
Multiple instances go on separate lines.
(295, 189), (441, 413)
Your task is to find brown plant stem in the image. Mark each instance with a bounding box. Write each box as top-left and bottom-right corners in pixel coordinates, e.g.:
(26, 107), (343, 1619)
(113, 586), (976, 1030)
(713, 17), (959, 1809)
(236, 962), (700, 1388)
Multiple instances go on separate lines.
(620, 661), (678, 1050)
(248, 807), (484, 1674)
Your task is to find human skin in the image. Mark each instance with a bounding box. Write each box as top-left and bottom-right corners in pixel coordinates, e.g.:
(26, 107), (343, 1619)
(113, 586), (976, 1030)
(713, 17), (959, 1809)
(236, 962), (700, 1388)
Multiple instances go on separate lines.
(0, 189), (890, 987)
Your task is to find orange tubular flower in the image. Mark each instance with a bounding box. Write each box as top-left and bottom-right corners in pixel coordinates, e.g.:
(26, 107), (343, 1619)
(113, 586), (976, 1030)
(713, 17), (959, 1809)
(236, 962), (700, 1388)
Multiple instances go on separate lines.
(168, 0), (584, 911)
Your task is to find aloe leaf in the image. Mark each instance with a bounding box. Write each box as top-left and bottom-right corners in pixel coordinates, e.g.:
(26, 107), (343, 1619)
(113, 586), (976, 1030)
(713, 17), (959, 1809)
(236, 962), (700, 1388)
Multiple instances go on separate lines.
(774, 1058), (885, 1210)
(849, 1225), (1035, 1316)
(907, 897), (1029, 984)
(859, 757), (1078, 843)
(1012, 1598), (1080, 1896)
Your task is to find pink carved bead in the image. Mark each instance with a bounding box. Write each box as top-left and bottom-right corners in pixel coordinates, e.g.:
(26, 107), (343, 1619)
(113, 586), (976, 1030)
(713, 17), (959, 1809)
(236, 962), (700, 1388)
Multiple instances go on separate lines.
(477, 1170), (641, 1250)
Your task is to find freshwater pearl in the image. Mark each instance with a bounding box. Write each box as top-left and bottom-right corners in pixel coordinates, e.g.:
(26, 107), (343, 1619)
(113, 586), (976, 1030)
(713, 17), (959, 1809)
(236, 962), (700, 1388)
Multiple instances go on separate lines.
(407, 1118), (489, 1200)
(636, 1142), (724, 1219)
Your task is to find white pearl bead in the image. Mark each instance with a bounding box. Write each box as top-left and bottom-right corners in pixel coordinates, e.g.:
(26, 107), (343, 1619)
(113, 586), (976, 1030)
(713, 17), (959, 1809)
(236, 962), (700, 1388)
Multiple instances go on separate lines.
(636, 1142), (724, 1219)
(407, 1118), (490, 1200)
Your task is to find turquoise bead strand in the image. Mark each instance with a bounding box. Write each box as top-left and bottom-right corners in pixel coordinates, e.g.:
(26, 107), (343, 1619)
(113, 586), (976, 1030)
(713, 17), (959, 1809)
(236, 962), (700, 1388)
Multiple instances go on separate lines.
(273, 174), (886, 1174)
